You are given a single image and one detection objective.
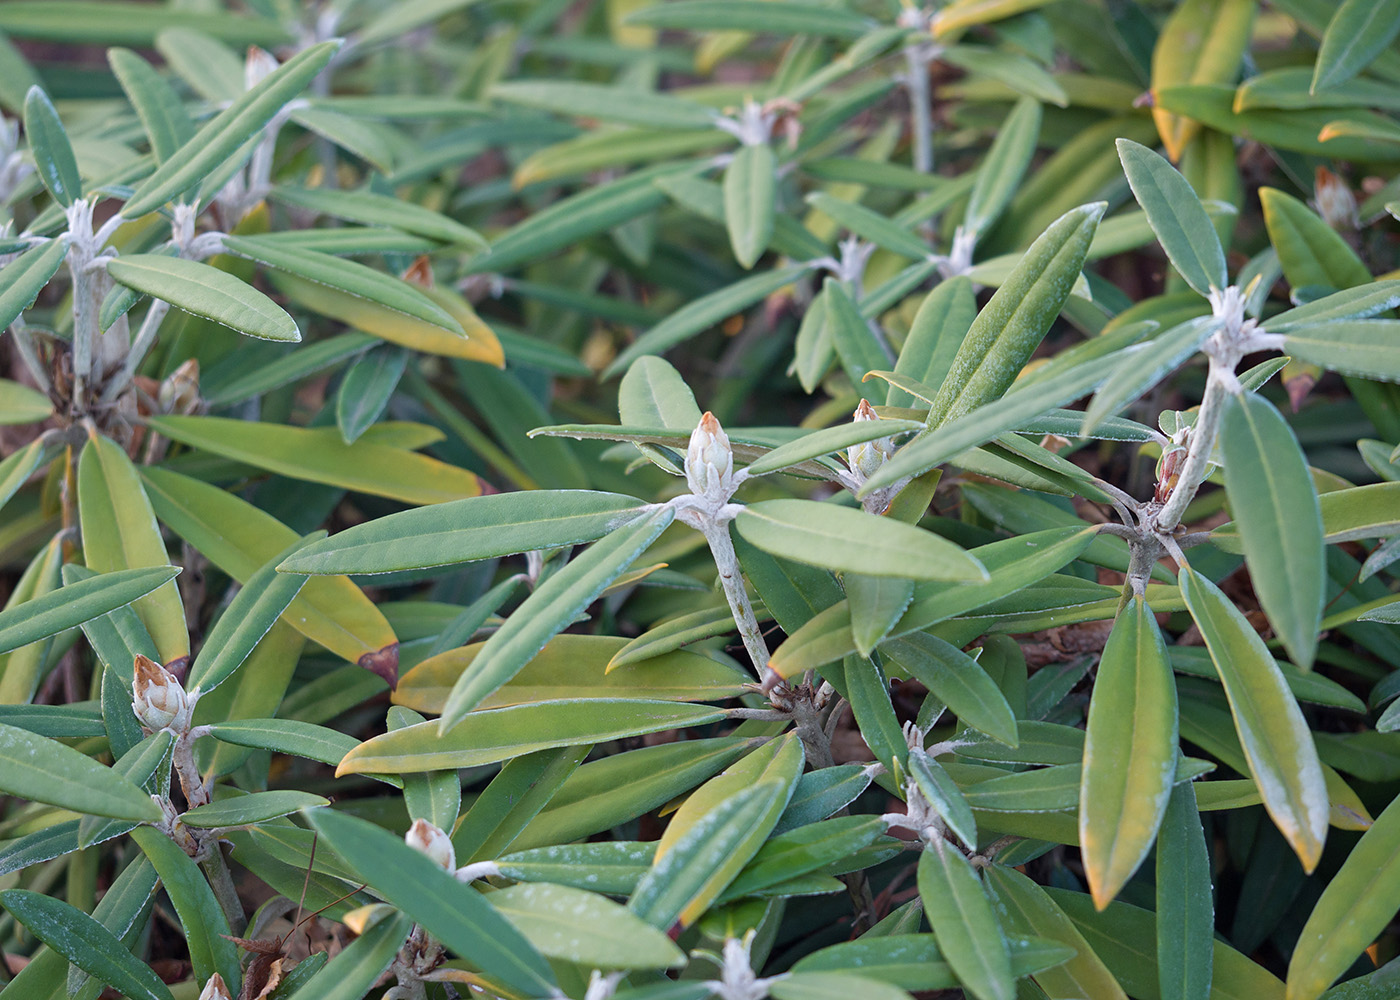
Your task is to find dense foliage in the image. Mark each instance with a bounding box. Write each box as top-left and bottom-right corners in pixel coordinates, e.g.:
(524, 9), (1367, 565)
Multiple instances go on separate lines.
(0, 1), (1399, 998)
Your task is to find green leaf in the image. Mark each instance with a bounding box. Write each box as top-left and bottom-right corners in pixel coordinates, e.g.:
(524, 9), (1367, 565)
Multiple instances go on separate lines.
(880, 633), (1018, 745)
(220, 236), (461, 333)
(204, 719), (402, 785)
(0, 718), (165, 817)
(279, 489), (645, 576)
(436, 506), (675, 728)
(825, 278), (892, 387)
(185, 535), (313, 695)
(1156, 782), (1214, 1000)
(121, 40), (339, 218)
(129, 825), (241, 990)
(964, 97), (1042, 237)
(1079, 596), (1177, 909)
(23, 86), (80, 207)
(1116, 138), (1227, 296)
(806, 193), (931, 260)
(0, 237), (68, 330)
(886, 276), (977, 409)
(770, 972), (914, 1000)
(604, 263), (809, 378)
(339, 700), (728, 774)
(148, 415), (481, 506)
(0, 565), (178, 658)
(335, 345), (409, 444)
(106, 255), (299, 342)
(724, 142), (777, 269)
(918, 843), (1013, 1000)
(1179, 567), (1328, 872)
(491, 79), (718, 129)
(1312, 0), (1400, 93)
(908, 749), (978, 850)
(268, 184), (485, 249)
(1281, 321), (1400, 382)
(0, 378), (50, 425)
(107, 48), (192, 163)
(307, 807), (557, 995)
(285, 910), (412, 1000)
(180, 790), (329, 828)
(491, 882), (685, 968)
(734, 499), (987, 582)
(1082, 315), (1219, 434)
(624, 0), (871, 36)
(847, 575), (915, 659)
(896, 202), (1104, 439)
(0, 890), (173, 1000)
(1220, 392), (1325, 669)
(1288, 792), (1400, 1000)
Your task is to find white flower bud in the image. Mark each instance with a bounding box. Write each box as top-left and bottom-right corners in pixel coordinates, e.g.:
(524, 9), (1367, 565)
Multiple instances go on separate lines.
(846, 399), (893, 483)
(685, 412), (736, 503)
(131, 654), (193, 733)
(198, 974), (233, 1000)
(1314, 167), (1358, 231)
(405, 818), (455, 871)
(244, 46), (279, 91)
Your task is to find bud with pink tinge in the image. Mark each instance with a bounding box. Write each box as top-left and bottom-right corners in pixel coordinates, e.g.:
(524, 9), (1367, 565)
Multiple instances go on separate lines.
(132, 654), (193, 733)
(405, 818), (456, 870)
(686, 412), (736, 502)
(199, 974), (232, 1000)
(846, 400), (893, 483)
(244, 46), (278, 90)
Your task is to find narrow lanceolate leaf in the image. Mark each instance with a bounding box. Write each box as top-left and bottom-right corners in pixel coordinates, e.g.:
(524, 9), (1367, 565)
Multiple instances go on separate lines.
(908, 749), (978, 851)
(437, 506), (675, 730)
(964, 97), (1041, 238)
(1179, 567), (1328, 872)
(286, 910), (411, 1000)
(268, 185), (486, 248)
(23, 86), (80, 207)
(280, 490), (646, 575)
(1079, 596), (1178, 910)
(147, 415), (481, 506)
(122, 40), (339, 218)
(734, 500), (987, 582)
(180, 790), (328, 828)
(1157, 782), (1213, 1000)
(1312, 0), (1400, 93)
(309, 808), (557, 995)
(1281, 321), (1400, 383)
(625, 0), (870, 36)
(888, 201), (1103, 453)
(1116, 139), (1226, 296)
(0, 722), (161, 822)
(106, 256), (299, 342)
(0, 565), (178, 657)
(0, 237), (68, 330)
(918, 843), (1014, 1000)
(1149, 0), (1256, 161)
(723, 143), (776, 269)
(336, 344), (408, 444)
(78, 431), (188, 663)
(847, 575), (914, 659)
(186, 535), (315, 695)
(1287, 793), (1400, 1000)
(1220, 393), (1324, 669)
(107, 48), (192, 163)
(338, 700), (728, 774)
(0, 890), (174, 1000)
(744, 419), (922, 477)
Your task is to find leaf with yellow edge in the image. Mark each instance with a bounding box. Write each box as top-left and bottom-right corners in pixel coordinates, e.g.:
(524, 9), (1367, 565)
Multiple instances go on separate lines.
(139, 467), (397, 674)
(147, 415), (481, 506)
(269, 270), (502, 364)
(1079, 595), (1177, 910)
(78, 431), (188, 665)
(1150, 0), (1257, 160)
(1179, 566), (1328, 872)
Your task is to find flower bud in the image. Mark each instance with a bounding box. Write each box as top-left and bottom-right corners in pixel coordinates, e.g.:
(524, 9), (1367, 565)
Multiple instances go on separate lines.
(405, 818), (455, 871)
(846, 399), (893, 482)
(132, 654), (193, 733)
(244, 46), (278, 91)
(685, 412), (736, 502)
(199, 974), (233, 1000)
(1314, 167), (1358, 231)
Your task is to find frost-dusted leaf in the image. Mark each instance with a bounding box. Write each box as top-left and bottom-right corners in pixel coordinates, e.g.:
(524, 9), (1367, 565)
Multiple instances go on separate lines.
(107, 255), (299, 342)
(307, 808), (557, 996)
(723, 142), (775, 269)
(148, 415), (481, 505)
(436, 506), (675, 728)
(1116, 138), (1226, 295)
(1220, 392), (1324, 669)
(122, 40), (337, 217)
(0, 237), (67, 330)
(735, 499), (987, 582)
(0, 890), (173, 1000)
(918, 843), (1013, 1000)
(1079, 596), (1177, 909)
(1179, 567), (1328, 872)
